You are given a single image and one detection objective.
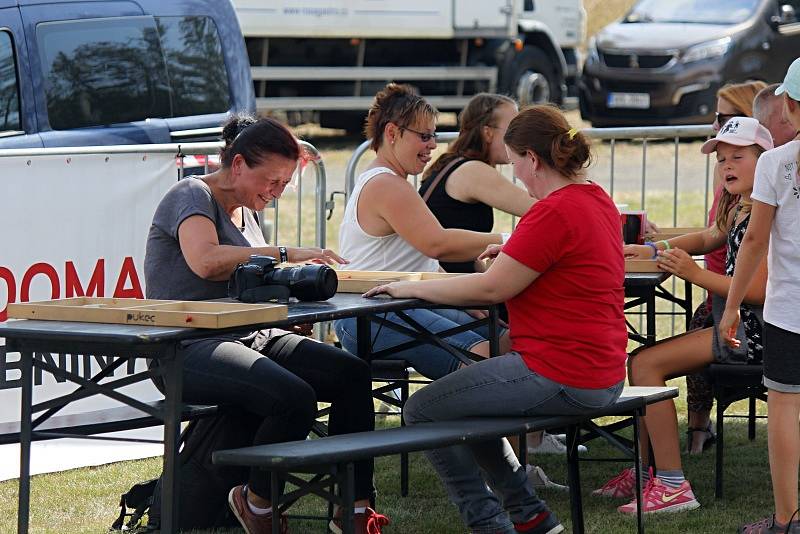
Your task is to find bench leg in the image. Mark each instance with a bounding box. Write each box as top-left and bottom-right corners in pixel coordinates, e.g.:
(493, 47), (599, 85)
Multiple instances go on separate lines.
(338, 462), (355, 534)
(632, 409), (645, 534)
(18, 349), (33, 534)
(565, 425), (584, 534)
(748, 396), (757, 441)
(270, 471), (282, 534)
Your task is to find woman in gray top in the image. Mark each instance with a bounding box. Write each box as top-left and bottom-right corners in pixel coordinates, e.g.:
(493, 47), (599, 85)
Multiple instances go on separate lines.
(144, 115), (388, 534)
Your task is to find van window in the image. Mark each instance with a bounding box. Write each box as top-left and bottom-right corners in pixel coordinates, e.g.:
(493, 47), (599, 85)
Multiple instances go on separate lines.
(156, 16), (231, 117)
(37, 17), (172, 129)
(0, 31), (21, 133)
(37, 15), (231, 131)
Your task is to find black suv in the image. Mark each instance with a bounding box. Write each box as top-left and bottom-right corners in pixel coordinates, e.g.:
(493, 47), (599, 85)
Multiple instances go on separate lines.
(579, 0), (800, 126)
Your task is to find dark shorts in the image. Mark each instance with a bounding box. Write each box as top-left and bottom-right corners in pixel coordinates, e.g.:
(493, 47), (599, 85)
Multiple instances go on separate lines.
(763, 322), (800, 393)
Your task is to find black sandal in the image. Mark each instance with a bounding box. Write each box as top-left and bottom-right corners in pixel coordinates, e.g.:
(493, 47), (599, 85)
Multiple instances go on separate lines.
(685, 422), (716, 454)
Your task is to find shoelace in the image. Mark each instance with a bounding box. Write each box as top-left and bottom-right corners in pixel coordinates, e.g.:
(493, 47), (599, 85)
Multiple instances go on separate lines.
(742, 516), (777, 534)
(638, 476), (660, 507)
(601, 468), (634, 490)
(365, 510), (390, 534)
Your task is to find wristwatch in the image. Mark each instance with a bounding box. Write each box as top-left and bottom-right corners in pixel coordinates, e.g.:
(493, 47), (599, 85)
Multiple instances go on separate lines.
(278, 246), (288, 263)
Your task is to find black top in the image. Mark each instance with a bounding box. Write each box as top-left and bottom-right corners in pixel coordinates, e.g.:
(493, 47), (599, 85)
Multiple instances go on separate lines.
(418, 158), (494, 273)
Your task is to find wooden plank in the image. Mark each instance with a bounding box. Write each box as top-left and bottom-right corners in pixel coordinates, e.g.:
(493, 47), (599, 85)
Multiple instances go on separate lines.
(335, 270), (462, 293)
(7, 298), (287, 329)
(625, 259), (661, 273)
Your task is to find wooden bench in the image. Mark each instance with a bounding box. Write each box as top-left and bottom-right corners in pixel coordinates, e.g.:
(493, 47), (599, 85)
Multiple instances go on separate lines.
(0, 401), (219, 445)
(213, 386), (676, 534)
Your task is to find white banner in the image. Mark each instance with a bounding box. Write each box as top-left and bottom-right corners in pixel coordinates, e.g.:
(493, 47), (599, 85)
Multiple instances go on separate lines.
(233, 0), (454, 38)
(0, 151), (178, 479)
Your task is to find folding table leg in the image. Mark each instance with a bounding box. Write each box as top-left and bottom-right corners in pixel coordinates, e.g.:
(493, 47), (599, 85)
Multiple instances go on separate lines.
(565, 425), (584, 534)
(160, 344), (183, 533)
(715, 399), (725, 498)
(17, 349), (33, 534)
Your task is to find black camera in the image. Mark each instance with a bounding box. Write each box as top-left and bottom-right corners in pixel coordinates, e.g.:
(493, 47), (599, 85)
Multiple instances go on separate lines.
(228, 255), (338, 303)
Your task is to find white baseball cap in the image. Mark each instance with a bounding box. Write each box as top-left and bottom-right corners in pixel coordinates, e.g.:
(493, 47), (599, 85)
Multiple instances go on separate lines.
(776, 56), (800, 100)
(701, 116), (774, 154)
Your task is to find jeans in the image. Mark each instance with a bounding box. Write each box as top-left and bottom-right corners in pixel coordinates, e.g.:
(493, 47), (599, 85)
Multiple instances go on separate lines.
(404, 352), (624, 533)
(335, 307), (505, 379)
(176, 333), (375, 500)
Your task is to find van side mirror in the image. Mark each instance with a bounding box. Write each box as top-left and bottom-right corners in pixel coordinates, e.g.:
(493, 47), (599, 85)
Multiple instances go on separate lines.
(771, 4), (797, 27)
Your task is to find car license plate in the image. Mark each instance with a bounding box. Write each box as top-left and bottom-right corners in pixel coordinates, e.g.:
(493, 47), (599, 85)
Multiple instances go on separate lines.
(607, 92), (650, 109)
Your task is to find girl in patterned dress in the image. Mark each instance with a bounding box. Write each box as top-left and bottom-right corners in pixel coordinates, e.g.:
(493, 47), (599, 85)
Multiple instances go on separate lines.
(593, 116), (773, 515)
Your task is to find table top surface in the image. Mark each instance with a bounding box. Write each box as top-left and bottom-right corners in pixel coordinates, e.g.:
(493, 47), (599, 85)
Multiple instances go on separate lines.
(0, 271), (671, 344)
(0, 293), (423, 344)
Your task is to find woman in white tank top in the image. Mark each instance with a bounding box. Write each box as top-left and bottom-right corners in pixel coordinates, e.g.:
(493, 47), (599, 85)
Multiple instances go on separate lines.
(335, 83), (510, 380)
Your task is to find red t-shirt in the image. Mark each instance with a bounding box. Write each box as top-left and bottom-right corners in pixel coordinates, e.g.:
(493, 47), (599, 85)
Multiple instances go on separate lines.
(502, 183), (627, 389)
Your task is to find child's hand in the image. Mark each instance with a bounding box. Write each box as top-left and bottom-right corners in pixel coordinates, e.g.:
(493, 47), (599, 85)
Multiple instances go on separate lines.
(719, 307), (742, 348)
(656, 248), (700, 281)
(624, 244), (655, 259)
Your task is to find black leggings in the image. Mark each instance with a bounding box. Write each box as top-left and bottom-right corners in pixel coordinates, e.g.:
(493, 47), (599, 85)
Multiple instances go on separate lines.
(179, 333), (375, 501)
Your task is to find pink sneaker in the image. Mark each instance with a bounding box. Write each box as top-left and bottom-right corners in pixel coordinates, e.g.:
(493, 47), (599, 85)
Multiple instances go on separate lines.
(617, 477), (700, 515)
(592, 467), (637, 499)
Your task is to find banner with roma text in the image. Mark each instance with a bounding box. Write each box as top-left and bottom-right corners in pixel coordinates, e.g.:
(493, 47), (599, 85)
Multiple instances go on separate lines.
(0, 151), (178, 480)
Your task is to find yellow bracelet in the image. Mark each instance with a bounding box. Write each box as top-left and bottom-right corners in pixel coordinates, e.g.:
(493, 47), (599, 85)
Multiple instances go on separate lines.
(658, 240), (671, 251)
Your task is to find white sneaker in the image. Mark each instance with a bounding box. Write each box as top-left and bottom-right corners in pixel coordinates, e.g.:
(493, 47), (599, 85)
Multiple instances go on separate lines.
(526, 464), (568, 492)
(527, 432), (588, 455)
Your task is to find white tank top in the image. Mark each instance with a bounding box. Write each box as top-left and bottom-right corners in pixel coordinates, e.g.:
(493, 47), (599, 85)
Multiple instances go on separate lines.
(339, 167), (440, 272)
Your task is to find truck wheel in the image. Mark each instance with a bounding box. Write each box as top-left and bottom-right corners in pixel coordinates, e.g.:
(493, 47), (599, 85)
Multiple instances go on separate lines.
(512, 46), (561, 106)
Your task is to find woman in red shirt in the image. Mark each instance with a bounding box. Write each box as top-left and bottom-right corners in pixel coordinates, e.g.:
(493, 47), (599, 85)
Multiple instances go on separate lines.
(365, 105), (627, 534)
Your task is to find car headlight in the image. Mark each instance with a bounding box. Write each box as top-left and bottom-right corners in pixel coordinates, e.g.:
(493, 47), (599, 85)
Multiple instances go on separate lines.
(681, 37), (731, 64)
(586, 37), (599, 66)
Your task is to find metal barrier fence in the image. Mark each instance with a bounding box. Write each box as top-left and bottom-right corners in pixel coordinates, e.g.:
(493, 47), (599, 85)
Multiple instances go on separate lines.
(341, 124), (717, 339)
(0, 140), (329, 250)
(344, 124), (717, 227)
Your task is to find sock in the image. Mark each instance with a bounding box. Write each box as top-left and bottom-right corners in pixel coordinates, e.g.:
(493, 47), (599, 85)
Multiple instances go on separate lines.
(656, 469), (685, 488)
(245, 487), (273, 516)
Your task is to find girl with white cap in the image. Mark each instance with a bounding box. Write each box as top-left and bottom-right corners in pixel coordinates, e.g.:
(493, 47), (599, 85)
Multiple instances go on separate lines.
(594, 116), (773, 515)
(720, 57), (800, 534)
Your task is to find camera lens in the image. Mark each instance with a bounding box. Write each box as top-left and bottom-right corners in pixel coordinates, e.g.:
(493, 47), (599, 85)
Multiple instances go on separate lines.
(265, 264), (338, 301)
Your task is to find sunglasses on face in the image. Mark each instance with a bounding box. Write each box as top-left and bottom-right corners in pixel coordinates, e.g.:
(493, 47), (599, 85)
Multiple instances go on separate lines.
(715, 112), (738, 128)
(401, 126), (438, 143)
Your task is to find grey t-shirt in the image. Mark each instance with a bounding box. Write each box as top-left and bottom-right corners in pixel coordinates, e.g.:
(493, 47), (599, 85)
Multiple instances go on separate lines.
(144, 177), (266, 300)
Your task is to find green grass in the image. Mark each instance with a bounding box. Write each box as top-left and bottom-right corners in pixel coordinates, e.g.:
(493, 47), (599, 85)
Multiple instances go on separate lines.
(0, 389), (771, 533)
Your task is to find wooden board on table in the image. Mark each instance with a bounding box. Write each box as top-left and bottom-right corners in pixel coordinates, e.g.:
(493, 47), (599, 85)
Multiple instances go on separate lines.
(335, 270), (461, 293)
(625, 259), (662, 273)
(7, 297), (287, 329)
(645, 227), (705, 241)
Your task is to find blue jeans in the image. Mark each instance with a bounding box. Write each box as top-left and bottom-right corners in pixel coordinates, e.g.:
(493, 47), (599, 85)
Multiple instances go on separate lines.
(404, 352), (624, 533)
(335, 308), (504, 379)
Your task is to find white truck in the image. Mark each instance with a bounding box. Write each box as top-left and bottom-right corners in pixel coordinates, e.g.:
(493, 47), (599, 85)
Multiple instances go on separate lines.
(231, 0), (585, 131)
